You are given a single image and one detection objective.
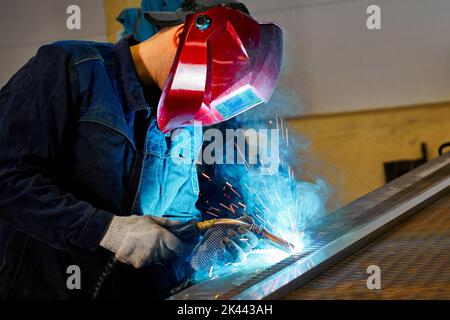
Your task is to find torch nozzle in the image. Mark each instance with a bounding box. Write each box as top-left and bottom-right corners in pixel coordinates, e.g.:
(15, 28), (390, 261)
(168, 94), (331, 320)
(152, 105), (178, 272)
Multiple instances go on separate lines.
(196, 218), (295, 253)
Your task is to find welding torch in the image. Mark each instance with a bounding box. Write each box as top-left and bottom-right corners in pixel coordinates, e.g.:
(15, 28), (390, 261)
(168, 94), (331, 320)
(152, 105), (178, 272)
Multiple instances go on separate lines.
(169, 218), (295, 253)
(92, 217), (294, 299)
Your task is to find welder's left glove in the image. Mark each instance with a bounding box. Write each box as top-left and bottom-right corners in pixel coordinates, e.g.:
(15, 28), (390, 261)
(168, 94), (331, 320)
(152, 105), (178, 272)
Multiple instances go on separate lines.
(223, 216), (259, 263)
(190, 216), (259, 272)
(100, 215), (197, 268)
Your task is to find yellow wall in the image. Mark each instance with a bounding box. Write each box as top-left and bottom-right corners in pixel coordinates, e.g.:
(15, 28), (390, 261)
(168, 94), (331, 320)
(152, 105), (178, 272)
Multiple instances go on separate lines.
(288, 103), (450, 204)
(101, 1), (450, 206)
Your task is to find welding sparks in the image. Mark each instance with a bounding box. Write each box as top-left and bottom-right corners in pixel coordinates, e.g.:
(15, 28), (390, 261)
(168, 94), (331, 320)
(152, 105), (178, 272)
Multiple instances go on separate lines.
(206, 210), (219, 218)
(286, 128), (289, 147)
(254, 212), (265, 224)
(238, 202), (247, 210)
(229, 187), (242, 198)
(194, 118), (330, 282)
(219, 203), (236, 214)
(202, 173), (211, 180)
(209, 266), (214, 278)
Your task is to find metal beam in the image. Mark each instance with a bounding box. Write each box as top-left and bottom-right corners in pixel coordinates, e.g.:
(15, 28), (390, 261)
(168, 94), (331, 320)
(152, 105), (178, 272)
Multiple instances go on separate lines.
(170, 153), (450, 300)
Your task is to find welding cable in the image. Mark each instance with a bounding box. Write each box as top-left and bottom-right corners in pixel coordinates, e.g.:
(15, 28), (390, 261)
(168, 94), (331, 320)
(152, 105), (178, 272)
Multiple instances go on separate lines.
(91, 219), (199, 299)
(91, 256), (116, 300)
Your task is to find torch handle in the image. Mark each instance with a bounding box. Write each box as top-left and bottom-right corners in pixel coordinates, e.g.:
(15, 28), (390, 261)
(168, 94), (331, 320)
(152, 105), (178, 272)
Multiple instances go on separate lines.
(195, 218), (295, 253)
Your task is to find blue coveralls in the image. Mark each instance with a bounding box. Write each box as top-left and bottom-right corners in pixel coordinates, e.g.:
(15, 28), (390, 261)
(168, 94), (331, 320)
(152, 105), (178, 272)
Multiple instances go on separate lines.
(0, 35), (202, 299)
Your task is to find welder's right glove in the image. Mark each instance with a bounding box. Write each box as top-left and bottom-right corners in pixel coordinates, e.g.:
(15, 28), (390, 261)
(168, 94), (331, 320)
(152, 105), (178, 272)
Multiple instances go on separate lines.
(100, 215), (196, 269)
(190, 216), (259, 272)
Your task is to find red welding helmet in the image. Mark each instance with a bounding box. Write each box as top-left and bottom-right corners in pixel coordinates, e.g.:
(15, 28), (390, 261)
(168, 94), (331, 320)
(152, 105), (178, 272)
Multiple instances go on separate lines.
(144, 1), (283, 133)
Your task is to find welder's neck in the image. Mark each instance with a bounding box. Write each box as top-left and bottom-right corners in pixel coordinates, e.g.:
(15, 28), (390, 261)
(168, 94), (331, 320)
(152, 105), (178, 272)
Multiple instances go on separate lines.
(130, 44), (158, 89)
(130, 25), (180, 94)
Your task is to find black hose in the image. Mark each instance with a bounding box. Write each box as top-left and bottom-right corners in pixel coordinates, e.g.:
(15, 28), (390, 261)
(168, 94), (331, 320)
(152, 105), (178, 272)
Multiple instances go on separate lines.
(91, 257), (117, 300)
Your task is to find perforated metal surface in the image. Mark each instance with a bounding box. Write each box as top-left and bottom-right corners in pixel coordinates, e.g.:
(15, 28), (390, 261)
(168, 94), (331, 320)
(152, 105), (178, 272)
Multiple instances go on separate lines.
(170, 154), (450, 300)
(284, 195), (450, 300)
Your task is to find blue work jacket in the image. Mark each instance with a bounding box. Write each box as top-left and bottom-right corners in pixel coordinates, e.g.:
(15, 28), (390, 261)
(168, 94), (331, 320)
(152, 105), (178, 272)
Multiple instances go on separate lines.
(0, 35), (202, 299)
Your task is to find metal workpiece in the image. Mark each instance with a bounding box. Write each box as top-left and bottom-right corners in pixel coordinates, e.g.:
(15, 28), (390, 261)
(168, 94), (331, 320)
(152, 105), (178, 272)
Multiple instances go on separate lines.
(169, 153), (450, 300)
(285, 195), (450, 299)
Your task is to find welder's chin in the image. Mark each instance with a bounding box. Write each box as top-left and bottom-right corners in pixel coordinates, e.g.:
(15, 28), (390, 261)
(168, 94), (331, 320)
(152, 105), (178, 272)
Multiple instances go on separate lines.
(159, 76), (173, 93)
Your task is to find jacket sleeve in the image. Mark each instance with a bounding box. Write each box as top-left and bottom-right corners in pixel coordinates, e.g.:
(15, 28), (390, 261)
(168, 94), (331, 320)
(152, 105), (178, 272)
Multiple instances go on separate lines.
(0, 44), (113, 252)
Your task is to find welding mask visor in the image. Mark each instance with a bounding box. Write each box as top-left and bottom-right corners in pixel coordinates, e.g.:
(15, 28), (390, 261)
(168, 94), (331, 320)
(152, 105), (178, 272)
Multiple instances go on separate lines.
(146, 6), (283, 133)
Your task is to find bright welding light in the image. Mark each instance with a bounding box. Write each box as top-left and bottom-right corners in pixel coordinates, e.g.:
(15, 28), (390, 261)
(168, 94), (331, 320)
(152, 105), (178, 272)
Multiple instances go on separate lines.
(287, 237), (305, 254)
(192, 118), (331, 283)
(250, 248), (289, 263)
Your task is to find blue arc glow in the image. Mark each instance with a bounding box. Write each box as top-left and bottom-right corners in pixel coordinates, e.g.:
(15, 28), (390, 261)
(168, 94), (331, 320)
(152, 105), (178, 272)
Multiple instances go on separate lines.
(194, 118), (331, 282)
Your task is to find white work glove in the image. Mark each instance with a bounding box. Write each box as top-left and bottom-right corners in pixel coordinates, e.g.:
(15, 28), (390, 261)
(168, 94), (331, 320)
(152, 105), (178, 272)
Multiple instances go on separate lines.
(100, 215), (195, 268)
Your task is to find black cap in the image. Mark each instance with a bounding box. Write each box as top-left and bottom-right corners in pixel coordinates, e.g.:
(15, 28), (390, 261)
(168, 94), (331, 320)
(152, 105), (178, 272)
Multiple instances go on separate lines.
(144, 0), (248, 28)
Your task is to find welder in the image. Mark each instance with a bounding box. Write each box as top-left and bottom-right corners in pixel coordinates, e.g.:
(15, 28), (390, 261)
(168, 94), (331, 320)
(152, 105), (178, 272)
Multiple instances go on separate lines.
(0, 0), (282, 299)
